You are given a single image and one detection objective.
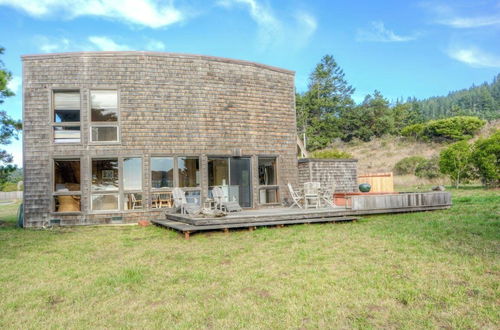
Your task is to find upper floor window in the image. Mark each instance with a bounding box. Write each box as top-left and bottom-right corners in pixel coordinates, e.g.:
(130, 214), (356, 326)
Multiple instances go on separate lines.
(90, 90), (119, 143)
(53, 91), (81, 143)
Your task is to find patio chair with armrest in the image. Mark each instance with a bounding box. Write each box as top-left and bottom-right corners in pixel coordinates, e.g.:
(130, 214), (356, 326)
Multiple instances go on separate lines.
(304, 182), (320, 209)
(212, 186), (242, 212)
(172, 188), (201, 215)
(287, 183), (304, 209)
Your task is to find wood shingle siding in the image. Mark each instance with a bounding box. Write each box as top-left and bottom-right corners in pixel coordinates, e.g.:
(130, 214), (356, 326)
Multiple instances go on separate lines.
(23, 52), (298, 227)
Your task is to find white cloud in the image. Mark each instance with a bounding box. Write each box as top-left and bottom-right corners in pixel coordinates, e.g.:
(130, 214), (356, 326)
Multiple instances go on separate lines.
(294, 11), (317, 47)
(145, 39), (166, 51)
(88, 36), (130, 51)
(217, 0), (316, 50)
(437, 15), (500, 28)
(7, 76), (21, 94)
(0, 0), (184, 28)
(447, 46), (500, 68)
(420, 2), (500, 28)
(357, 21), (417, 42)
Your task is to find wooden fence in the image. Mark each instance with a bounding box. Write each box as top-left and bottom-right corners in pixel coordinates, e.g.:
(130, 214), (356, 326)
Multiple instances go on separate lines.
(350, 191), (451, 211)
(0, 191), (23, 201)
(358, 172), (394, 193)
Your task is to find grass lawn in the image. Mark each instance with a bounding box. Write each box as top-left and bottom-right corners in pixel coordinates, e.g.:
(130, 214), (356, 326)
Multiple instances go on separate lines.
(0, 187), (498, 328)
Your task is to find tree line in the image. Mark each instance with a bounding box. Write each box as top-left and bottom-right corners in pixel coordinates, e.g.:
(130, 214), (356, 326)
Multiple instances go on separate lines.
(297, 55), (500, 151)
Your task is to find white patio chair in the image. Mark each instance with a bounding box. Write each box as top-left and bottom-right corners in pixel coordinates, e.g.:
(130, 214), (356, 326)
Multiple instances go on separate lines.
(320, 181), (336, 208)
(172, 188), (201, 215)
(287, 183), (304, 209)
(212, 186), (242, 212)
(304, 182), (320, 209)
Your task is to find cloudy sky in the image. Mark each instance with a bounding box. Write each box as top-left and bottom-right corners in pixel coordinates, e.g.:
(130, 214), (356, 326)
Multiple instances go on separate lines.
(1, 0), (499, 165)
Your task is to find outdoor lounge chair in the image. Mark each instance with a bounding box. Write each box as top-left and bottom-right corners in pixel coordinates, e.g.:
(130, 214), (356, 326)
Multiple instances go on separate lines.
(211, 186), (242, 212)
(172, 188), (201, 215)
(287, 183), (303, 209)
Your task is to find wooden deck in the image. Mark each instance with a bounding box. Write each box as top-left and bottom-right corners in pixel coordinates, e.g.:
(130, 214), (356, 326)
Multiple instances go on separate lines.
(153, 216), (358, 239)
(152, 191), (452, 238)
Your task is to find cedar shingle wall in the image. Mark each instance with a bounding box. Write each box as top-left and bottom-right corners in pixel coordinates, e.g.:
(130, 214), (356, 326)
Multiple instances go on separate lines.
(297, 159), (358, 193)
(23, 52), (298, 227)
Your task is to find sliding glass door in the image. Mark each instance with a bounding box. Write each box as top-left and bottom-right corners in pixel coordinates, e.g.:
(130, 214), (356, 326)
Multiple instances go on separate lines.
(208, 157), (252, 208)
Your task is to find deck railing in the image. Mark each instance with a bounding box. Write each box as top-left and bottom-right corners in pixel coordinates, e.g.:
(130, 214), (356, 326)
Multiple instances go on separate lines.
(349, 191), (451, 211)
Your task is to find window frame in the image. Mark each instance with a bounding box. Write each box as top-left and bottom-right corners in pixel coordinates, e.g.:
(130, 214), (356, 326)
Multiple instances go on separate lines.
(150, 155), (202, 209)
(89, 156), (145, 214)
(90, 157), (120, 213)
(51, 158), (83, 214)
(51, 89), (82, 145)
(257, 156), (280, 206)
(88, 89), (121, 145)
(122, 157), (144, 212)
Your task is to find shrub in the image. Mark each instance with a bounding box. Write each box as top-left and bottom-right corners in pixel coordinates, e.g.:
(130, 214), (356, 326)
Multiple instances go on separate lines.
(393, 156), (427, 175)
(472, 130), (500, 187)
(415, 156), (441, 179)
(401, 116), (486, 143)
(439, 141), (476, 187)
(401, 123), (425, 139)
(423, 116), (485, 142)
(311, 148), (353, 159)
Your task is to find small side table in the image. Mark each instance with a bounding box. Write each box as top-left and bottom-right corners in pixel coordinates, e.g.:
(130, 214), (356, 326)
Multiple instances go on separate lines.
(204, 198), (216, 210)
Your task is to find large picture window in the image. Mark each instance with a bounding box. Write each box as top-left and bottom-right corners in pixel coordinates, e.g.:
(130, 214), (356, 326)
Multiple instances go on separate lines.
(151, 156), (201, 209)
(53, 159), (81, 212)
(53, 91), (81, 143)
(90, 90), (119, 143)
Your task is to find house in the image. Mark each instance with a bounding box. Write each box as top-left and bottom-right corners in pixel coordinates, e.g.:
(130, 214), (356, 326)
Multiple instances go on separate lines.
(22, 52), (299, 227)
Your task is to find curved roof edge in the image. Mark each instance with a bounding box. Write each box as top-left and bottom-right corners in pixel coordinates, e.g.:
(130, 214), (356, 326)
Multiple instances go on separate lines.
(21, 51), (295, 75)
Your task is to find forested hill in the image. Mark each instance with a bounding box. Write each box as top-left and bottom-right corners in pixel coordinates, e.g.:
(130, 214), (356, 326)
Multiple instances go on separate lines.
(411, 74), (500, 121)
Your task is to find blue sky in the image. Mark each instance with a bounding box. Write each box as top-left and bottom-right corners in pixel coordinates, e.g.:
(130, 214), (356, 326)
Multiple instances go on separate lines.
(1, 0), (499, 166)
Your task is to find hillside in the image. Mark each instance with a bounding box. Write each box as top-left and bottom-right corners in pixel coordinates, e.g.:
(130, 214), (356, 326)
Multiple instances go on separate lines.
(329, 120), (500, 186)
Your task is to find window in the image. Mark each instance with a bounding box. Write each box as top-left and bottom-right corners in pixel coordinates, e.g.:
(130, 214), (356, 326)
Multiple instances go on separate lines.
(258, 157), (278, 204)
(53, 91), (81, 143)
(90, 90), (119, 142)
(123, 158), (143, 210)
(208, 157), (252, 208)
(178, 157), (199, 187)
(151, 156), (201, 209)
(53, 159), (81, 212)
(151, 157), (174, 189)
(91, 158), (119, 211)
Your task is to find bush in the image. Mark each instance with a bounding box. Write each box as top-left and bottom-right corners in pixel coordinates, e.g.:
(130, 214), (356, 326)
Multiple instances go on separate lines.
(415, 156), (441, 179)
(423, 116), (485, 142)
(311, 148), (353, 159)
(401, 123), (425, 139)
(401, 116), (485, 143)
(439, 141), (476, 187)
(472, 130), (500, 187)
(393, 156), (427, 175)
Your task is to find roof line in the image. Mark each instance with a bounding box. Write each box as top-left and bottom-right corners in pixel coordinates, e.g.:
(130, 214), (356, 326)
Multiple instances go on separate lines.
(21, 51), (295, 75)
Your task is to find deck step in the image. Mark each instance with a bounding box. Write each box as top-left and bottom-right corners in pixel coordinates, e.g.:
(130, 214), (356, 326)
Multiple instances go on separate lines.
(153, 216), (358, 238)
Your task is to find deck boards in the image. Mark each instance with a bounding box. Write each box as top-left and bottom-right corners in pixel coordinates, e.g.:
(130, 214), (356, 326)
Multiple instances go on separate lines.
(153, 216), (358, 239)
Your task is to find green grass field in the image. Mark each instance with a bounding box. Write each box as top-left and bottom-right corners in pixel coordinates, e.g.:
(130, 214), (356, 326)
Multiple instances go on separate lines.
(0, 187), (498, 328)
